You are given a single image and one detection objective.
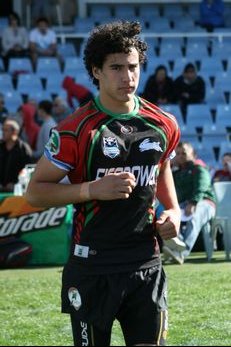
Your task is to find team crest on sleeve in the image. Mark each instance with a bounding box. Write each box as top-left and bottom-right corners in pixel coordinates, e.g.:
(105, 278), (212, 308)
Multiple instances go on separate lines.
(45, 129), (60, 155)
(103, 137), (120, 158)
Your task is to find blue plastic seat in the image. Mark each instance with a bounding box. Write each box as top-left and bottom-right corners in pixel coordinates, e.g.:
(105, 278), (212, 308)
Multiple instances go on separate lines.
(138, 4), (160, 19)
(17, 74), (43, 95)
(185, 42), (210, 60)
(89, 4), (112, 19)
(186, 104), (213, 128)
(57, 43), (77, 57)
(114, 4), (137, 19)
(63, 57), (85, 76)
(36, 57), (61, 78)
(199, 57), (224, 77)
(46, 74), (65, 95)
(0, 74), (14, 91)
(3, 90), (23, 113)
(215, 104), (231, 127)
(8, 58), (33, 74)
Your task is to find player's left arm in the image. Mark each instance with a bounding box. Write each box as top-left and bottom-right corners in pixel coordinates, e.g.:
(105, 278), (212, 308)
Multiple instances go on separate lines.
(155, 160), (181, 240)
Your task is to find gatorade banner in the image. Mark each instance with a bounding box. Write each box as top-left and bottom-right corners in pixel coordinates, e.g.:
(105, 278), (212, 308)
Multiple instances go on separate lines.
(0, 194), (72, 265)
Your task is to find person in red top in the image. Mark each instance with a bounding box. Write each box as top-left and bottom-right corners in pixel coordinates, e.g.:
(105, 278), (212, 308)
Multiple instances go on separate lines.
(62, 76), (94, 110)
(213, 152), (231, 182)
(26, 21), (181, 346)
(19, 103), (40, 150)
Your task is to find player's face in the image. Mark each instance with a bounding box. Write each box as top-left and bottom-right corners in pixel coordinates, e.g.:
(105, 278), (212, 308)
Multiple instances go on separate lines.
(92, 47), (140, 112)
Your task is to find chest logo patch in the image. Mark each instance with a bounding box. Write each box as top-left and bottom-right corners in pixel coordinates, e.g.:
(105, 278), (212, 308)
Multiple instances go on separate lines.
(45, 129), (60, 156)
(103, 137), (120, 158)
(139, 139), (163, 153)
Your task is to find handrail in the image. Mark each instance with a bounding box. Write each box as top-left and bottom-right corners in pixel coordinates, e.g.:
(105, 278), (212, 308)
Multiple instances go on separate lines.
(56, 30), (231, 44)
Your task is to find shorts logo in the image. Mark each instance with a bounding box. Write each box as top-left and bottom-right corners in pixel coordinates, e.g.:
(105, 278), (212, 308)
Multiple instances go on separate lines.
(68, 287), (82, 311)
(103, 137), (120, 158)
(45, 129), (60, 155)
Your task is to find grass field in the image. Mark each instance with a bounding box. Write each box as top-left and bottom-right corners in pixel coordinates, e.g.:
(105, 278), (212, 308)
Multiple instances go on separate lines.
(0, 251), (230, 346)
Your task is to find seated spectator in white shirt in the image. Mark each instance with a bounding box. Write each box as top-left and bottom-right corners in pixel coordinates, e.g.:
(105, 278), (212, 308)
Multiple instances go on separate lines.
(29, 16), (63, 70)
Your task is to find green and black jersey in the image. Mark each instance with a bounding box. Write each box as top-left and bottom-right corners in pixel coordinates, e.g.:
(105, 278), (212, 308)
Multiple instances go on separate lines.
(44, 96), (180, 274)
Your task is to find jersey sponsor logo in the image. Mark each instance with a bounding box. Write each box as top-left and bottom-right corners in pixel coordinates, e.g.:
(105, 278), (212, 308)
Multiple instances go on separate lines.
(45, 129), (60, 156)
(103, 137), (120, 158)
(96, 165), (158, 186)
(68, 287), (82, 311)
(139, 138), (163, 153)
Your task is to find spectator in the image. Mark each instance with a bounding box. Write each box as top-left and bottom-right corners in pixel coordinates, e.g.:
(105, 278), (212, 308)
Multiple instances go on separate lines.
(62, 76), (94, 110)
(0, 118), (33, 192)
(33, 100), (57, 161)
(173, 63), (206, 120)
(19, 103), (40, 150)
(162, 141), (216, 264)
(1, 12), (29, 71)
(199, 0), (225, 32)
(29, 16), (62, 71)
(213, 152), (231, 182)
(52, 96), (72, 123)
(0, 94), (9, 125)
(142, 64), (174, 105)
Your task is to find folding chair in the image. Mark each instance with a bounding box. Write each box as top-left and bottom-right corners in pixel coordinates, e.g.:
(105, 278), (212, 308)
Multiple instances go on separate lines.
(213, 181), (231, 260)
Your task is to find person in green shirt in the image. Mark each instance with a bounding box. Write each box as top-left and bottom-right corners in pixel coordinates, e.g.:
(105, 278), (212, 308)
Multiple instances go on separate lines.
(163, 141), (216, 264)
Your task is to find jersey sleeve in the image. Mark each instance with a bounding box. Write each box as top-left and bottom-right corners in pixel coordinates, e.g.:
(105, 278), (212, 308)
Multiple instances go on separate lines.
(161, 112), (181, 163)
(44, 128), (78, 171)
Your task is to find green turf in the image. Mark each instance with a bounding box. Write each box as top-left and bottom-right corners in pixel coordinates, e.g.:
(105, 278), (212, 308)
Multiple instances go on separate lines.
(0, 251), (230, 346)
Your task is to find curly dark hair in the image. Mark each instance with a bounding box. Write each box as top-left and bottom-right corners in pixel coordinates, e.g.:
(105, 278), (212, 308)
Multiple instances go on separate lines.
(83, 20), (147, 87)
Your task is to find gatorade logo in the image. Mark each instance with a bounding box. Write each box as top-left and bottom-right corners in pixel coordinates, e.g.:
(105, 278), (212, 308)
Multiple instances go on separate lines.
(0, 197), (67, 238)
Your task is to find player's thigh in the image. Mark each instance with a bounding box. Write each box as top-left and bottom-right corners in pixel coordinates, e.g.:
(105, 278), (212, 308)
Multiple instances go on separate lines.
(119, 266), (168, 346)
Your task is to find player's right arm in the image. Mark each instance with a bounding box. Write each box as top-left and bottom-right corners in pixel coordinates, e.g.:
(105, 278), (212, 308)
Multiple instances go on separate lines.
(25, 156), (136, 208)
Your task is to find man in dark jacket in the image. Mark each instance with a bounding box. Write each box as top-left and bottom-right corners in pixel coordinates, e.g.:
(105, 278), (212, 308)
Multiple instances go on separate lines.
(173, 63), (206, 120)
(163, 141), (216, 264)
(0, 119), (33, 192)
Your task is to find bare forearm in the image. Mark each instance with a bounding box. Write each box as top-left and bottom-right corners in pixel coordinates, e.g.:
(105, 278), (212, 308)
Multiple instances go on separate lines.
(26, 181), (90, 208)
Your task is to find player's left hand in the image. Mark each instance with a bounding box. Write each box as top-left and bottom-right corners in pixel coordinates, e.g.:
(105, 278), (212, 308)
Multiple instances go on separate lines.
(155, 209), (181, 240)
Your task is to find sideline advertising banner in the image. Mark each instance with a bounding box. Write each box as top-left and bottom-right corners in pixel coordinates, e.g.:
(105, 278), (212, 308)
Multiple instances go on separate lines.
(0, 194), (72, 265)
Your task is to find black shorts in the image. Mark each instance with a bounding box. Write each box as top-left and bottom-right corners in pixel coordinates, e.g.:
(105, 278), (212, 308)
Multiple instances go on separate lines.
(62, 264), (168, 346)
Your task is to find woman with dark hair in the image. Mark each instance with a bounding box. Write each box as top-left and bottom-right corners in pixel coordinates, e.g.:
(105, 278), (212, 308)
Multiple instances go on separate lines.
(142, 64), (174, 105)
(1, 12), (29, 70)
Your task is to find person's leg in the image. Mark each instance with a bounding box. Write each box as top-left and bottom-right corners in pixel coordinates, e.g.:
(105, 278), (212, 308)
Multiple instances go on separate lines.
(181, 200), (215, 258)
(70, 314), (112, 346)
(118, 266), (168, 346)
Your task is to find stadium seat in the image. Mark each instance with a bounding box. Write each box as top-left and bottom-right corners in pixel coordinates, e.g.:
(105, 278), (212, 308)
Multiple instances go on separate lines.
(215, 104), (231, 127)
(185, 42), (210, 59)
(162, 3), (185, 19)
(113, 4), (137, 19)
(57, 42), (77, 57)
(172, 16), (197, 32)
(8, 58), (33, 75)
(27, 90), (53, 103)
(138, 4), (160, 19)
(36, 57), (61, 78)
(74, 17), (96, 33)
(89, 4), (112, 19)
(63, 57), (85, 76)
(159, 41), (184, 59)
(161, 104), (185, 127)
(46, 74), (65, 95)
(199, 57), (224, 77)
(0, 74), (14, 91)
(186, 104), (213, 128)
(17, 74), (43, 95)
(205, 86), (226, 107)
(3, 90), (23, 113)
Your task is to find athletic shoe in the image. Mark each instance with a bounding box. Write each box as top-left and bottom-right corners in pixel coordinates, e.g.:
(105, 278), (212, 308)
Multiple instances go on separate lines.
(162, 246), (184, 265)
(163, 237), (186, 252)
